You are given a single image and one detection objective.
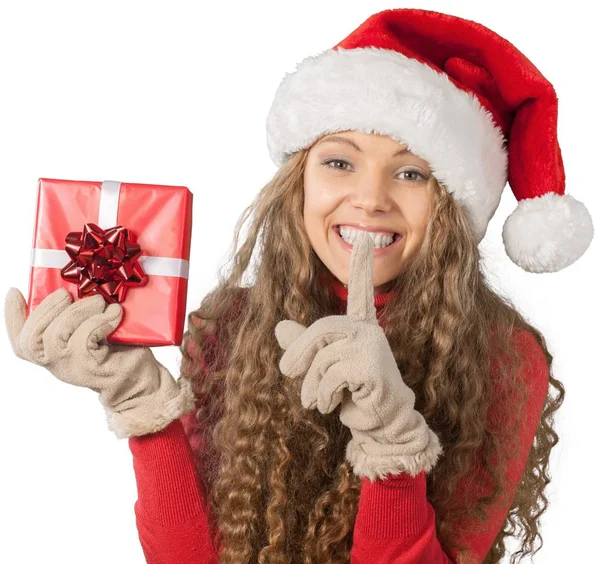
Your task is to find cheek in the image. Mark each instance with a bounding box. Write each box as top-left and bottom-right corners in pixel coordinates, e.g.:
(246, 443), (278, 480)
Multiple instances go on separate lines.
(304, 162), (343, 204)
(305, 178), (336, 204)
(416, 208), (432, 233)
(302, 195), (320, 248)
(404, 194), (432, 233)
(303, 183), (339, 228)
(303, 192), (338, 257)
(303, 202), (327, 252)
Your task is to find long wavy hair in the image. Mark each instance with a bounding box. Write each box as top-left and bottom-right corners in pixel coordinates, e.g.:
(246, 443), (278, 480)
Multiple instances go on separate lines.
(178, 146), (564, 564)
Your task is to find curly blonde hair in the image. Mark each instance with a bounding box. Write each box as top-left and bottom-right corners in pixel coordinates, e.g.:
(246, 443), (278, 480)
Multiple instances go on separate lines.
(178, 147), (564, 564)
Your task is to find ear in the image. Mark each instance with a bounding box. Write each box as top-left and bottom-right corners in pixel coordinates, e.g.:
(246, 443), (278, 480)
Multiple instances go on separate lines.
(274, 319), (306, 351)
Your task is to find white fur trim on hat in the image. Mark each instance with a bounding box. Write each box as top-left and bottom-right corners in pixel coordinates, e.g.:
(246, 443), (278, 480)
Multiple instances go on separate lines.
(502, 192), (594, 273)
(266, 46), (508, 243)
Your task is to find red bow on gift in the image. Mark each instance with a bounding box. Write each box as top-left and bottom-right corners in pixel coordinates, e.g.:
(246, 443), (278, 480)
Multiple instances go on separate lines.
(61, 222), (147, 303)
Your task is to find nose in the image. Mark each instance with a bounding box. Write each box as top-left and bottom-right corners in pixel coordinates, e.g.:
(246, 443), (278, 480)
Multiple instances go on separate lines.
(348, 169), (393, 214)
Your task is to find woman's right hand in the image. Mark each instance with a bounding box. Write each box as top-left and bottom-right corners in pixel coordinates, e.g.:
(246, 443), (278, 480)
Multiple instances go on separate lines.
(4, 287), (195, 438)
(5, 287), (126, 385)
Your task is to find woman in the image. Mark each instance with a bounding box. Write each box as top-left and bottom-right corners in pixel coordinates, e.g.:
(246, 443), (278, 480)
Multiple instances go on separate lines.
(5, 8), (593, 564)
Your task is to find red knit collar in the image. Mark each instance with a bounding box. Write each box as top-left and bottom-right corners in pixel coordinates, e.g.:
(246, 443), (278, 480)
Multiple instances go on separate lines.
(322, 271), (396, 309)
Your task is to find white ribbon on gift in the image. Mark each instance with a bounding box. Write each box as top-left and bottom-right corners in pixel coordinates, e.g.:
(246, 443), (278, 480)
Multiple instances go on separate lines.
(30, 180), (190, 279)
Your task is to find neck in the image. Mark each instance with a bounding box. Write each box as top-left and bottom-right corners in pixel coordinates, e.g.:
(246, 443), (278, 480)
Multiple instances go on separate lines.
(322, 271), (396, 309)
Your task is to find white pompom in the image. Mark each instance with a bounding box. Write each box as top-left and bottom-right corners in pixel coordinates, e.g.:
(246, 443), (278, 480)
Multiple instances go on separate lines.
(502, 192), (594, 273)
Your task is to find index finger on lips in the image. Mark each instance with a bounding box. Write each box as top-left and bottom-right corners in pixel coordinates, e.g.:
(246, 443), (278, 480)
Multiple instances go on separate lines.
(43, 294), (107, 349)
(346, 229), (377, 325)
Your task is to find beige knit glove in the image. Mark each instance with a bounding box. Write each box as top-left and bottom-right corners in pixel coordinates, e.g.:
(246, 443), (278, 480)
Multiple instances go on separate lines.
(4, 287), (195, 439)
(275, 229), (442, 481)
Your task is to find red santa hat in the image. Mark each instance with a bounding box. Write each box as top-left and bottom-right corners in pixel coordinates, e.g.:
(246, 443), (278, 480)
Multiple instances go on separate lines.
(266, 8), (594, 273)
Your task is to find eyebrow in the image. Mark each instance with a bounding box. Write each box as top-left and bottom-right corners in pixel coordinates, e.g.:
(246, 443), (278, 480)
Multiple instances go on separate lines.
(316, 135), (410, 157)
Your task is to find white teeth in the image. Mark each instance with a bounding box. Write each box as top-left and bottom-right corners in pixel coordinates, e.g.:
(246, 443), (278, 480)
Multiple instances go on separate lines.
(338, 226), (396, 248)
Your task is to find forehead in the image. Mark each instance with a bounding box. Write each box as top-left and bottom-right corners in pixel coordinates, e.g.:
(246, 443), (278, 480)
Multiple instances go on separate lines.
(314, 131), (430, 166)
(318, 131), (407, 147)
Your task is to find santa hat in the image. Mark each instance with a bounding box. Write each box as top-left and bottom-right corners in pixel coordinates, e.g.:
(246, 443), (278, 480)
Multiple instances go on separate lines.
(266, 8), (594, 273)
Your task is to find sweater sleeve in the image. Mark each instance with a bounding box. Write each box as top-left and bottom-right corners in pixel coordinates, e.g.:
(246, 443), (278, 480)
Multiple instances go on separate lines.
(350, 329), (550, 564)
(127, 307), (229, 563)
(128, 416), (220, 564)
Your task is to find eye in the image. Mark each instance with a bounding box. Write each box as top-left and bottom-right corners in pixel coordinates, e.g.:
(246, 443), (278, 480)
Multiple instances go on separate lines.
(398, 169), (428, 182)
(321, 159), (427, 182)
(322, 158), (352, 172)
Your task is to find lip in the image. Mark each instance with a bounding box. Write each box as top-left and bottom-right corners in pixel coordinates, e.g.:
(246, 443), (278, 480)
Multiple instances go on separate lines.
(334, 222), (398, 236)
(332, 226), (404, 256)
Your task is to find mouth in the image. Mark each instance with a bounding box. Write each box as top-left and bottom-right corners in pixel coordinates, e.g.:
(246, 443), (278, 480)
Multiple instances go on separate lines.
(332, 225), (404, 255)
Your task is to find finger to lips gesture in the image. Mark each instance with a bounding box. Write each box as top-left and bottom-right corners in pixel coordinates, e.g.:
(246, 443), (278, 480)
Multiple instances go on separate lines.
(275, 230), (408, 426)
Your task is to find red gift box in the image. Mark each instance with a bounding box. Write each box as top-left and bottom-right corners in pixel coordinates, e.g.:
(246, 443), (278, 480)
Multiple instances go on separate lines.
(26, 178), (193, 346)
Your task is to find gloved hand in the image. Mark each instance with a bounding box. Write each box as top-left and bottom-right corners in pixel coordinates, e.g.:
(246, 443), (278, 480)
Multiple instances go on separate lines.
(4, 287), (195, 439)
(275, 229), (442, 481)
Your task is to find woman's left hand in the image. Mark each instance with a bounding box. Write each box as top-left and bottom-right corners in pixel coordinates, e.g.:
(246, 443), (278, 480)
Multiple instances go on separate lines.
(274, 229), (442, 480)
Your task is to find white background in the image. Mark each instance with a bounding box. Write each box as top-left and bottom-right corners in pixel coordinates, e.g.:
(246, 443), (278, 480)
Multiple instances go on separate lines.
(0, 1), (598, 562)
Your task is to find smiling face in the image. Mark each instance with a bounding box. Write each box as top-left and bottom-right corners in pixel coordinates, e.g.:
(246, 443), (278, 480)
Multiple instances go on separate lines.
(303, 130), (434, 294)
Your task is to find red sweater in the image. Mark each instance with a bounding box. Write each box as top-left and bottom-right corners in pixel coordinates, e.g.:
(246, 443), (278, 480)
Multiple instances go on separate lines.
(129, 280), (549, 563)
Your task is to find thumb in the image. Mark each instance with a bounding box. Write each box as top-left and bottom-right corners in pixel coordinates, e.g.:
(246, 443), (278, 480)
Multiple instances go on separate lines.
(274, 319), (306, 351)
(4, 287), (27, 360)
(71, 302), (124, 360)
